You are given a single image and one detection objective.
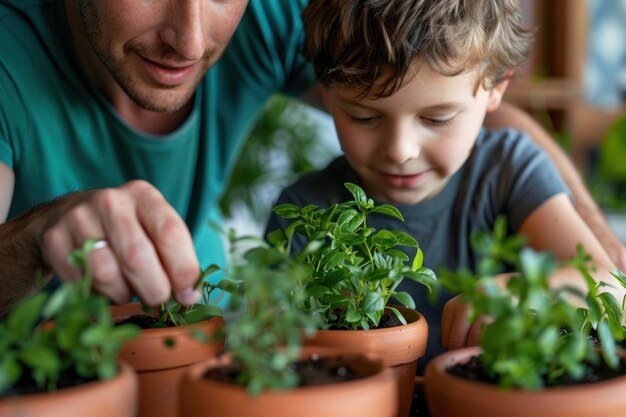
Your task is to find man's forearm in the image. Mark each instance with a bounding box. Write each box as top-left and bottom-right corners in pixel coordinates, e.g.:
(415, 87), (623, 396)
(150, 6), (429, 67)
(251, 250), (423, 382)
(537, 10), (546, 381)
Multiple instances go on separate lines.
(0, 206), (52, 316)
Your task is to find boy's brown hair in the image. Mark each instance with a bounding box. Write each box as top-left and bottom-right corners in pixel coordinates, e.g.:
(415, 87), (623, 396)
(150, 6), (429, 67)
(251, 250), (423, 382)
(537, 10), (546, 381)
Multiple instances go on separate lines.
(302, 0), (533, 98)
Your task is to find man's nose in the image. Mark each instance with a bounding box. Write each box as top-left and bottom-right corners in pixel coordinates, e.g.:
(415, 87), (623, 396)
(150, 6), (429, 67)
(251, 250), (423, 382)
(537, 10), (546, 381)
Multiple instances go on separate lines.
(160, 0), (208, 61)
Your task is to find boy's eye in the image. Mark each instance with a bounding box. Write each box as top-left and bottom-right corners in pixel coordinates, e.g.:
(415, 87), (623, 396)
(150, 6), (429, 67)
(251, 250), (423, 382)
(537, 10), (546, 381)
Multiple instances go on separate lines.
(421, 116), (455, 127)
(350, 115), (379, 124)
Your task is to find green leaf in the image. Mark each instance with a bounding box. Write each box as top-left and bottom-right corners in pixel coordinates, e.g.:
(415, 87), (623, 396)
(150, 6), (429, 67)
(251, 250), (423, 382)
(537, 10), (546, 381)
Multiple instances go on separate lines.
(384, 249), (409, 262)
(337, 209), (363, 233)
(344, 183), (367, 206)
(412, 247), (424, 270)
(610, 270), (626, 290)
(346, 308), (361, 323)
(42, 285), (70, 319)
(392, 292), (416, 310)
(301, 204), (319, 215)
(323, 293), (349, 306)
(387, 307), (408, 325)
(0, 355), (21, 392)
(306, 285), (329, 297)
(319, 205), (338, 228)
(111, 324), (140, 342)
(81, 325), (110, 346)
(390, 231), (417, 247)
(8, 292), (48, 339)
(362, 292), (385, 314)
(195, 264), (220, 289)
(272, 204), (301, 218)
(217, 279), (238, 293)
(180, 304), (223, 324)
(97, 360), (118, 380)
(285, 220), (304, 240)
(371, 230), (397, 245)
(366, 268), (391, 281)
(322, 251), (347, 270)
(405, 268), (437, 290)
(597, 320), (619, 369)
(266, 228), (286, 246)
(371, 204), (404, 221)
(19, 346), (60, 374)
(340, 233), (365, 246)
(597, 292), (623, 333)
(536, 327), (558, 356)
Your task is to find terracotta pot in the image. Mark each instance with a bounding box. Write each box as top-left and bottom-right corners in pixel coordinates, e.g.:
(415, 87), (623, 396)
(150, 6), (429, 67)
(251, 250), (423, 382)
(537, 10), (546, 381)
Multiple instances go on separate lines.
(0, 362), (137, 417)
(111, 303), (225, 417)
(179, 346), (398, 417)
(425, 346), (626, 417)
(304, 306), (428, 417)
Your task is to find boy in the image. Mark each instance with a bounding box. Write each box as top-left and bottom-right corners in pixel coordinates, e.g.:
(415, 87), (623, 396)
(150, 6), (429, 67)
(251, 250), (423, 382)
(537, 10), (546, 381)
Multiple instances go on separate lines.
(266, 0), (619, 368)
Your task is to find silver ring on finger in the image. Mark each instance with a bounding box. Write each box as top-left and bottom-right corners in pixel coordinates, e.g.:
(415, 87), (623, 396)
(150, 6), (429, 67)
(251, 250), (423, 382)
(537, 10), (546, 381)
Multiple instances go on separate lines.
(91, 239), (109, 251)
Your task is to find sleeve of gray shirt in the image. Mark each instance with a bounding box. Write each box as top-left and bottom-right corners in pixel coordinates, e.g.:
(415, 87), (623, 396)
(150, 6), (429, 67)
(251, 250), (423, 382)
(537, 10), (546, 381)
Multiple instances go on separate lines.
(477, 128), (572, 233)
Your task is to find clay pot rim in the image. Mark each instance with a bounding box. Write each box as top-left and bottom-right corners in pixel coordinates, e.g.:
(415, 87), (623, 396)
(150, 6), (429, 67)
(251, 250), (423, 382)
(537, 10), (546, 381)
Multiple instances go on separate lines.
(316, 305), (425, 335)
(427, 346), (626, 395)
(126, 316), (224, 337)
(0, 361), (135, 401)
(110, 302), (225, 335)
(186, 347), (395, 395)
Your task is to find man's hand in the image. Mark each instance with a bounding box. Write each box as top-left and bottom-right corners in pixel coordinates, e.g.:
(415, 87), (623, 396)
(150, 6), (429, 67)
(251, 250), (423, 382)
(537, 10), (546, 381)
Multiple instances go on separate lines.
(441, 294), (488, 350)
(40, 180), (201, 306)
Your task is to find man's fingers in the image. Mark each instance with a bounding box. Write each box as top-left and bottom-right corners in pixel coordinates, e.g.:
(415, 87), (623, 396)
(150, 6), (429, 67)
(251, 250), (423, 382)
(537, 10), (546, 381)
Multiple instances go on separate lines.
(131, 182), (201, 305)
(40, 181), (200, 307)
(89, 245), (132, 304)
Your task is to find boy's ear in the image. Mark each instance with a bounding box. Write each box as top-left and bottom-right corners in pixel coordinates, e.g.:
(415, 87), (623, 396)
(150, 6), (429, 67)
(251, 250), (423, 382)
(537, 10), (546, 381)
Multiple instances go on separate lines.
(486, 79), (510, 113)
(321, 87), (330, 109)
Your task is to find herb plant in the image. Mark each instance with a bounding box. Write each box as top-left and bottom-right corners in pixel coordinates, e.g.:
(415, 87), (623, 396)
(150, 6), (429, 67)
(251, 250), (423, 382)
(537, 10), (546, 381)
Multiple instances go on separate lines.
(142, 265), (223, 329)
(571, 264), (626, 350)
(269, 182), (437, 330)
(439, 217), (624, 390)
(0, 240), (140, 395)
(219, 235), (320, 396)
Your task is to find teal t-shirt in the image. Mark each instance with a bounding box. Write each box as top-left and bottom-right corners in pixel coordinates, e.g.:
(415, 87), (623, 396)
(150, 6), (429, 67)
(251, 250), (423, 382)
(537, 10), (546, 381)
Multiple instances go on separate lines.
(0, 0), (314, 271)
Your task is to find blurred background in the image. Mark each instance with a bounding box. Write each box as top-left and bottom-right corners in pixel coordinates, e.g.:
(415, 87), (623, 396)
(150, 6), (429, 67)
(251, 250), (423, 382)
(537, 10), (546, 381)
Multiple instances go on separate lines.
(219, 0), (626, 241)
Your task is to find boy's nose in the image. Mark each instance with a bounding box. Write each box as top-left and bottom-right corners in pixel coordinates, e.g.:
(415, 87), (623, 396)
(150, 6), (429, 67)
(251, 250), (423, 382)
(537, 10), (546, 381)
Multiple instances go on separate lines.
(383, 124), (422, 164)
(160, 0), (208, 61)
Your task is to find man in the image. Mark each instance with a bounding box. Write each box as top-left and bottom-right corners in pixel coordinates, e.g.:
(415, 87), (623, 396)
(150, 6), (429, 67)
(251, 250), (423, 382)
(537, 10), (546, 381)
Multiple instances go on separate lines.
(0, 0), (623, 316)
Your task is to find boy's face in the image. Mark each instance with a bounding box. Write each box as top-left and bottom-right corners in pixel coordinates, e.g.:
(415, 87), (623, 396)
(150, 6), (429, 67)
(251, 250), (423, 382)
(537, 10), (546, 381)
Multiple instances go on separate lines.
(323, 65), (508, 205)
(71, 0), (248, 113)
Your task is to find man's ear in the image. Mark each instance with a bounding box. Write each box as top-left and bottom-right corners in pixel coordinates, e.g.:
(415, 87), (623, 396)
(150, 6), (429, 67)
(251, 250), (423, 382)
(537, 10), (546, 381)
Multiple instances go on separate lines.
(486, 79), (510, 113)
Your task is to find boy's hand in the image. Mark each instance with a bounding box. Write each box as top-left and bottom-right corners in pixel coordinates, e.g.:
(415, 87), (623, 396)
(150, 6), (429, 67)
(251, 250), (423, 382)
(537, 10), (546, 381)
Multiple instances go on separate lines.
(441, 295), (490, 350)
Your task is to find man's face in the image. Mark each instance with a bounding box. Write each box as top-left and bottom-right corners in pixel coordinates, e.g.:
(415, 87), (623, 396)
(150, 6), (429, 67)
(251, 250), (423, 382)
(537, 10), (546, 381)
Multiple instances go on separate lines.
(323, 65), (507, 205)
(75, 0), (248, 113)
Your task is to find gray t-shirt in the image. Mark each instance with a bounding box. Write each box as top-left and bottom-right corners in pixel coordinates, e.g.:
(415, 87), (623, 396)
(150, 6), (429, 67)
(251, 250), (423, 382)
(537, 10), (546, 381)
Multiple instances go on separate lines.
(266, 127), (570, 371)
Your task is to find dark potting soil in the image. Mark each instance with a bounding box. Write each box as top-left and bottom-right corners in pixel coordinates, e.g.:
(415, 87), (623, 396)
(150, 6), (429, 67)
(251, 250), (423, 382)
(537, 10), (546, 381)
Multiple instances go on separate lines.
(447, 354), (626, 386)
(3, 368), (97, 397)
(586, 328), (626, 349)
(328, 311), (404, 330)
(116, 314), (173, 329)
(203, 355), (363, 387)
(377, 312), (404, 328)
